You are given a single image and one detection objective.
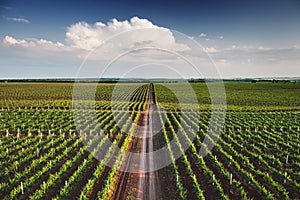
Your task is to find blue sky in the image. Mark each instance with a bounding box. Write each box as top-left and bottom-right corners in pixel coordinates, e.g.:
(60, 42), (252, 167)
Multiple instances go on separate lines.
(0, 0), (299, 78)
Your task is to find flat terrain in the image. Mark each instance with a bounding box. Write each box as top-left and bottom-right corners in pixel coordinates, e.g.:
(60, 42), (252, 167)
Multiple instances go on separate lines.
(0, 81), (299, 199)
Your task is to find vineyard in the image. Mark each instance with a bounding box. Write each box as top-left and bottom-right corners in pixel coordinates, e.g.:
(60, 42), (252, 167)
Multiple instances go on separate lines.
(0, 81), (299, 199)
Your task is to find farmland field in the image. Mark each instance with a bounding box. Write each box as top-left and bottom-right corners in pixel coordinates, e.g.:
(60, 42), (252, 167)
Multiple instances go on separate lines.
(0, 81), (299, 199)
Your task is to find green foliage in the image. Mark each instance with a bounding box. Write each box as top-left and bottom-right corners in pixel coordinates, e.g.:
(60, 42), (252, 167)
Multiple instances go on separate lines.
(0, 82), (299, 199)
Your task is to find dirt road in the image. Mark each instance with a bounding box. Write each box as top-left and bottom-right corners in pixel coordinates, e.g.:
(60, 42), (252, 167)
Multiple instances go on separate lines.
(112, 83), (162, 200)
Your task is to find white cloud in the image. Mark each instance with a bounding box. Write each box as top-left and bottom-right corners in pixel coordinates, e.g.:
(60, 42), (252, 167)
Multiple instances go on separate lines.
(66, 16), (189, 53)
(199, 33), (207, 37)
(216, 59), (230, 67)
(204, 47), (217, 53)
(2, 17), (300, 78)
(0, 35), (68, 57)
(3, 35), (66, 51)
(223, 45), (280, 52)
(3, 36), (27, 46)
(219, 36), (223, 40)
(1, 17), (190, 65)
(257, 46), (271, 51)
(6, 17), (30, 23)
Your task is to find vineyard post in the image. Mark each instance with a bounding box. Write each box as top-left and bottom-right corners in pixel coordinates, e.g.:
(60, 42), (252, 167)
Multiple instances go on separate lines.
(106, 179), (110, 192)
(43, 181), (46, 190)
(17, 128), (20, 139)
(284, 172), (287, 184)
(21, 181), (24, 194)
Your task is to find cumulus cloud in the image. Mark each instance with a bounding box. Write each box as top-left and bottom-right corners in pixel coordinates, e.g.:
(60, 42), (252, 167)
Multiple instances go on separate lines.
(199, 33), (207, 37)
(65, 16), (189, 53)
(3, 16), (299, 79)
(1, 17), (191, 64)
(0, 35), (69, 59)
(219, 36), (223, 40)
(6, 17), (30, 23)
(3, 36), (27, 46)
(3, 35), (64, 48)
